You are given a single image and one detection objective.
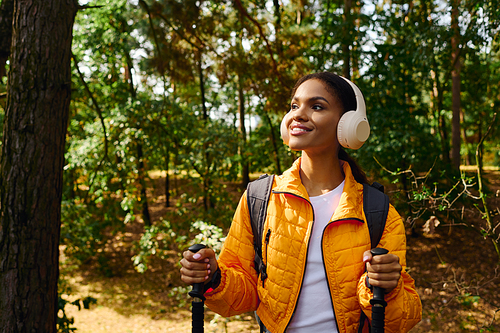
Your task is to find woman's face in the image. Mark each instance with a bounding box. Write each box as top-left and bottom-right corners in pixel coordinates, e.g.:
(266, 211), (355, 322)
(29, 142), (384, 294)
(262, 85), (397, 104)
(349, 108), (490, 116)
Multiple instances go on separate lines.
(284, 79), (343, 154)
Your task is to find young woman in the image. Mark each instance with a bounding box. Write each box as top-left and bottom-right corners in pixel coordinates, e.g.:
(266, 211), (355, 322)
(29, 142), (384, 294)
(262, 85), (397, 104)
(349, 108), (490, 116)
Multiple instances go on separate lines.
(180, 72), (422, 333)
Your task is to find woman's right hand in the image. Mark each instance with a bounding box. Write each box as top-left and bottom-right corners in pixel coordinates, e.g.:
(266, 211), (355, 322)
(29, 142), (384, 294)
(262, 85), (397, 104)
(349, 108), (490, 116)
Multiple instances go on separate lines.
(180, 247), (218, 285)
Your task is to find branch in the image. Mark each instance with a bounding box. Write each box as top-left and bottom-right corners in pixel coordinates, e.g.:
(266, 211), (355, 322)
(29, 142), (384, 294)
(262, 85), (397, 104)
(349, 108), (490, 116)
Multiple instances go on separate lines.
(72, 52), (109, 160)
(139, 0), (209, 55)
(77, 5), (104, 10)
(138, 0), (166, 60)
(373, 155), (435, 189)
(154, 12), (203, 51)
(476, 111), (498, 231)
(233, 0), (283, 85)
(0, 92), (6, 99)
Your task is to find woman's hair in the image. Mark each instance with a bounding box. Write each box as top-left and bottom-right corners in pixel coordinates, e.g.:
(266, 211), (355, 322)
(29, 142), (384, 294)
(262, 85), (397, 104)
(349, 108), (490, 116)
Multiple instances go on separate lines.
(292, 72), (369, 184)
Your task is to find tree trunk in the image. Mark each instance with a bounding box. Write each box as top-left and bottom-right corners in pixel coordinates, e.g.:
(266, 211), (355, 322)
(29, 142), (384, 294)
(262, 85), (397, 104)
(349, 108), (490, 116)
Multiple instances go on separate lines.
(264, 112), (282, 175)
(137, 143), (151, 226)
(342, 0), (352, 79)
(451, 0), (461, 171)
(238, 74), (250, 187)
(197, 50), (213, 210)
(431, 61), (451, 165)
(0, 1), (78, 332)
(198, 50), (208, 121)
(165, 149), (170, 208)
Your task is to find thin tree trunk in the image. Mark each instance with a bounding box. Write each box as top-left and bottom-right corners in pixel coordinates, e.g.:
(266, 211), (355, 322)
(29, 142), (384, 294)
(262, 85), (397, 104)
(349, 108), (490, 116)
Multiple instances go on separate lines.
(238, 75), (250, 187)
(198, 51), (208, 121)
(273, 0), (282, 57)
(137, 143), (151, 226)
(342, 0), (352, 79)
(165, 150), (170, 207)
(197, 50), (213, 210)
(264, 112), (282, 175)
(451, 0), (461, 171)
(0, 1), (78, 331)
(122, 47), (151, 226)
(432, 59), (451, 165)
(352, 2), (360, 78)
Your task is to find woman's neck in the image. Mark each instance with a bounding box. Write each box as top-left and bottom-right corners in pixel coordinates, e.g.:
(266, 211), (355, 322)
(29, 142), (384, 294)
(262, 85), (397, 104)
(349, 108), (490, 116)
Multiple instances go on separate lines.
(299, 151), (345, 197)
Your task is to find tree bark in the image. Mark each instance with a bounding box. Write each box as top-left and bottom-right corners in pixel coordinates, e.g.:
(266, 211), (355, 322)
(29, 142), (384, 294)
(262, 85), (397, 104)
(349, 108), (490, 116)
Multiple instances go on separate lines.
(451, 0), (461, 171)
(0, 0), (78, 332)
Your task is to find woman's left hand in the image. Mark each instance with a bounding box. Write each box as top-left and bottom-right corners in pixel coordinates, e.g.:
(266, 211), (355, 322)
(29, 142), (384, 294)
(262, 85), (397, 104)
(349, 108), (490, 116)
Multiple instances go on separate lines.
(363, 250), (402, 294)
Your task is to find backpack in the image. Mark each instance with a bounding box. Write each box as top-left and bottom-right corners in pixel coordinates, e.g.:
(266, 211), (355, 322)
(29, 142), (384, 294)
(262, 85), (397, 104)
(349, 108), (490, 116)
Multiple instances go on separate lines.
(246, 173), (390, 290)
(246, 174), (390, 333)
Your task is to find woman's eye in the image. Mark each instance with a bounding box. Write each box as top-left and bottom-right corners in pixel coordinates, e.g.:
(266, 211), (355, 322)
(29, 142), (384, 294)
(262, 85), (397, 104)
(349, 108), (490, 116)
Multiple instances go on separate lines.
(312, 104), (323, 110)
(291, 104), (299, 110)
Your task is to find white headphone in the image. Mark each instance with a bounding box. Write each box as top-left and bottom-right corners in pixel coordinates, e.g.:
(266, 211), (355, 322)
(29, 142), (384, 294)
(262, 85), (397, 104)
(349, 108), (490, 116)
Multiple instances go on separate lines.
(280, 75), (370, 150)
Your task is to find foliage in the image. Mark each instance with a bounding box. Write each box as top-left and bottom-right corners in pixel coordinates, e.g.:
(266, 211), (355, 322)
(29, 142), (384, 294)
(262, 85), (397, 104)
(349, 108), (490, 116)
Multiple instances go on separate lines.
(57, 265), (98, 333)
(57, 295), (98, 333)
(133, 219), (225, 273)
(167, 286), (190, 309)
(381, 159), (500, 261)
(55, 0), (500, 306)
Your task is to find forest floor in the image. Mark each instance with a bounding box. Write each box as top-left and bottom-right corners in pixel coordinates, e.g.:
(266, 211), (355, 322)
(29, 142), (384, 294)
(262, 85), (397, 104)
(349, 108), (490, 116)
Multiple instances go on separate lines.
(61, 169), (500, 333)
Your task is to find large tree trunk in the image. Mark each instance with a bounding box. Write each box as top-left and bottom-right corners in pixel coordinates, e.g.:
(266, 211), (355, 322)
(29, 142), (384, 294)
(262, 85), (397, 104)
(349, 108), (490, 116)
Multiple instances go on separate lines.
(451, 0), (461, 171)
(0, 0), (78, 332)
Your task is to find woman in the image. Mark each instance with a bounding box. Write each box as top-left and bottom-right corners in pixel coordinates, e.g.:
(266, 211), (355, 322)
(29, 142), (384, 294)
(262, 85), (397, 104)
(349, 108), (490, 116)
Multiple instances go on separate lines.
(180, 72), (422, 333)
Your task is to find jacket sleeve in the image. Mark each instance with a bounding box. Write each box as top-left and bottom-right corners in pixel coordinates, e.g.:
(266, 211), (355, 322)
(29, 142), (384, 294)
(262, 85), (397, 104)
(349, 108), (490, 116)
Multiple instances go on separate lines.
(357, 205), (422, 333)
(204, 192), (260, 317)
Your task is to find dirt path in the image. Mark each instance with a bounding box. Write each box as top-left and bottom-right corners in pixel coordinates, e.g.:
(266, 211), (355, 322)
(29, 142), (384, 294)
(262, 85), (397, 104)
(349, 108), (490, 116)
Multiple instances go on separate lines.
(60, 171), (500, 332)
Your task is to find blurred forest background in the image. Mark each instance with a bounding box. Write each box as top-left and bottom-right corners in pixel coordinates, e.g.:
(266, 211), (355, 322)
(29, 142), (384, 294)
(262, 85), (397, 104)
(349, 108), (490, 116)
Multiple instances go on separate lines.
(0, 0), (499, 332)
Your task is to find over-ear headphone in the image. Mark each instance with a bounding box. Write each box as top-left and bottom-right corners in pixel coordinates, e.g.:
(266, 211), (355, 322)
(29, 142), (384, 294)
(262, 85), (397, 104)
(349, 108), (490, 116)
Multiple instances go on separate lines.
(280, 112), (290, 145)
(280, 75), (370, 150)
(337, 77), (370, 150)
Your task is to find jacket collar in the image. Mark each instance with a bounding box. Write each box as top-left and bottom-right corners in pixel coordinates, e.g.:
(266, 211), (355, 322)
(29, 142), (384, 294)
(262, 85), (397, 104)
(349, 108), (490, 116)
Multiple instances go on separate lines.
(274, 157), (365, 221)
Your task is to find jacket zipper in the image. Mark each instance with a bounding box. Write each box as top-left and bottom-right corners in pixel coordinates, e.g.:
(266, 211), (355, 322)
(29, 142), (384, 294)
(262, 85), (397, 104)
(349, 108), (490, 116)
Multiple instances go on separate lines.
(273, 191), (327, 332)
(275, 191), (365, 331)
(319, 217), (364, 331)
(261, 228), (271, 287)
(321, 220), (344, 331)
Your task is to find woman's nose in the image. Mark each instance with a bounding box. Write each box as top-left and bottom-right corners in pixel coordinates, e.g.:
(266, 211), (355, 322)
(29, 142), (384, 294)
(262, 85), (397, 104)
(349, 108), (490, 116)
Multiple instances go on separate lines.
(292, 106), (309, 122)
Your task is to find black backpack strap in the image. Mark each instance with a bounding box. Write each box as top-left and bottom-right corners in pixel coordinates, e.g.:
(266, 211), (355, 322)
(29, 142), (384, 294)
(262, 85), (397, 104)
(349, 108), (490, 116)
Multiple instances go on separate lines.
(358, 182), (390, 332)
(363, 182), (390, 249)
(246, 174), (274, 286)
(358, 311), (370, 333)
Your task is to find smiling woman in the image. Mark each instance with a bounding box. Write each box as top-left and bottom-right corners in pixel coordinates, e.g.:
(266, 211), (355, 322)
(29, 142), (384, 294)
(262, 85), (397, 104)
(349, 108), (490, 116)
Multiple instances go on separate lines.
(283, 79), (343, 158)
(180, 72), (422, 333)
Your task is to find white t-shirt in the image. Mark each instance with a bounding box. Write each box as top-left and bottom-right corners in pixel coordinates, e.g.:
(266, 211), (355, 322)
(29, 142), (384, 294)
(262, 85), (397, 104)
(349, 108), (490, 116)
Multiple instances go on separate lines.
(286, 181), (344, 333)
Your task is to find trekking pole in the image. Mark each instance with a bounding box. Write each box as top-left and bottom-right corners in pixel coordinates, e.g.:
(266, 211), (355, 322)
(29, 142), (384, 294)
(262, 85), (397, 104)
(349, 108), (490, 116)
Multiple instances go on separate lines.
(370, 248), (389, 333)
(188, 244), (207, 333)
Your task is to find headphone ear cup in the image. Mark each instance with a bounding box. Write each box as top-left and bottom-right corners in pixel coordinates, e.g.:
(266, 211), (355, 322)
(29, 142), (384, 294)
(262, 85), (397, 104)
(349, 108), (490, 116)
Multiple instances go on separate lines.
(280, 114), (290, 145)
(337, 111), (370, 149)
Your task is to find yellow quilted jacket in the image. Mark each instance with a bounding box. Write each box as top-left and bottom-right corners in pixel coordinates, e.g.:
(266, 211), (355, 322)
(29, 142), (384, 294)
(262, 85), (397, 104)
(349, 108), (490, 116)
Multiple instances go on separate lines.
(205, 158), (422, 332)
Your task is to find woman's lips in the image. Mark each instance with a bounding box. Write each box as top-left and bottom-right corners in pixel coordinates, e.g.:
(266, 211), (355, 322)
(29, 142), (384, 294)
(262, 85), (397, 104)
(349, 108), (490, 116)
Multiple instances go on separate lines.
(290, 123), (312, 135)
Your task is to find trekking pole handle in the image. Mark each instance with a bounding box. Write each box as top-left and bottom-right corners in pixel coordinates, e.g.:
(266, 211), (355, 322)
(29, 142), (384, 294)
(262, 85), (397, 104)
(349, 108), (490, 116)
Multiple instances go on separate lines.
(369, 247), (388, 333)
(188, 244), (207, 300)
(370, 247), (389, 305)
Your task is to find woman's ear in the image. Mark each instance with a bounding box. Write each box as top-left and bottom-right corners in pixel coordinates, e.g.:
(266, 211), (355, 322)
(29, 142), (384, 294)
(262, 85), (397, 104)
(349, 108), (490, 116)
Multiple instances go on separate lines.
(280, 112), (290, 145)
